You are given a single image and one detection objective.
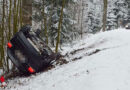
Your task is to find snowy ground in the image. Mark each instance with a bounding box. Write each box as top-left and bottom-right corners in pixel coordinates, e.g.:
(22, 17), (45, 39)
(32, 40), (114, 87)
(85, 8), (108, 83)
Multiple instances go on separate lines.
(3, 29), (130, 90)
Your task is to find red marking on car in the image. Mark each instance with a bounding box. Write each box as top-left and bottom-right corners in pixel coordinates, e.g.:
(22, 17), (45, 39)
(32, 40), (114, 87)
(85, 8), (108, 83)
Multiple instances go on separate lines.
(7, 42), (12, 48)
(28, 67), (35, 73)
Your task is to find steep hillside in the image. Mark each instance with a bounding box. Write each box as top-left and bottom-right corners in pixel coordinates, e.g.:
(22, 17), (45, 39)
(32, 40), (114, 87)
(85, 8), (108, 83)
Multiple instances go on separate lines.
(4, 29), (130, 90)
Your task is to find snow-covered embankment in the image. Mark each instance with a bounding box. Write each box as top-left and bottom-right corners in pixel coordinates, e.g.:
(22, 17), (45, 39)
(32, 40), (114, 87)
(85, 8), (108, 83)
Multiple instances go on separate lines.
(6, 29), (130, 90)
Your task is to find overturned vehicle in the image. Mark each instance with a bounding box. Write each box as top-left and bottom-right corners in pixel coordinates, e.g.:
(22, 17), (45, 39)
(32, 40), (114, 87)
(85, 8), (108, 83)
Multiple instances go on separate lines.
(7, 26), (58, 74)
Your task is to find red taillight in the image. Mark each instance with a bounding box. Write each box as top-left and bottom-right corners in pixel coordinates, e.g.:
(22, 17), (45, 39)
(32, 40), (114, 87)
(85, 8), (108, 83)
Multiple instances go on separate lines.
(7, 42), (12, 48)
(0, 76), (5, 83)
(28, 67), (35, 73)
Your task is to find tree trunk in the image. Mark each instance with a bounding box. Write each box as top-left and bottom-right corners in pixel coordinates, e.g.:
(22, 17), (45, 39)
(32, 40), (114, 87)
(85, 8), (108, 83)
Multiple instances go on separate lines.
(102, 0), (108, 31)
(1, 0), (5, 70)
(55, 0), (65, 53)
(13, 0), (17, 35)
(8, 0), (12, 41)
(80, 0), (84, 38)
(42, 0), (48, 45)
(0, 25), (3, 68)
(15, 0), (20, 31)
(20, 0), (23, 27)
(22, 0), (32, 25)
(48, 0), (54, 33)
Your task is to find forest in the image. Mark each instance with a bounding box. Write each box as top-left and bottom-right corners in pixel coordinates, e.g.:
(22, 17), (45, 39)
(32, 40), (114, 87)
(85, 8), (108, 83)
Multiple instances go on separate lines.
(0, 0), (130, 80)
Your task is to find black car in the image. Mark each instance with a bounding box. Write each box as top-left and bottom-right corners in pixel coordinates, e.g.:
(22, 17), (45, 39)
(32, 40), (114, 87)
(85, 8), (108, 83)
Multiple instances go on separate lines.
(7, 26), (56, 74)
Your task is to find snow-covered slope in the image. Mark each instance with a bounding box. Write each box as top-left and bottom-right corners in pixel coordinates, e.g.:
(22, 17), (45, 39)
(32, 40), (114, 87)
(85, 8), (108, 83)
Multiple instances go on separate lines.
(5, 29), (130, 90)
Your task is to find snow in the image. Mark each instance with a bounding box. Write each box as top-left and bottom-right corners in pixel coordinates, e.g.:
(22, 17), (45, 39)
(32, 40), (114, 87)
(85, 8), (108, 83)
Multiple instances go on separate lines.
(4, 29), (130, 90)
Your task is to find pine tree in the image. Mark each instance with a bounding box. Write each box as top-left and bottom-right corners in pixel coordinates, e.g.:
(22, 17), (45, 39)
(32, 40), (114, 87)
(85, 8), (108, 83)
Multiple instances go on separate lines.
(107, 0), (129, 30)
(32, 0), (78, 46)
(85, 0), (103, 33)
